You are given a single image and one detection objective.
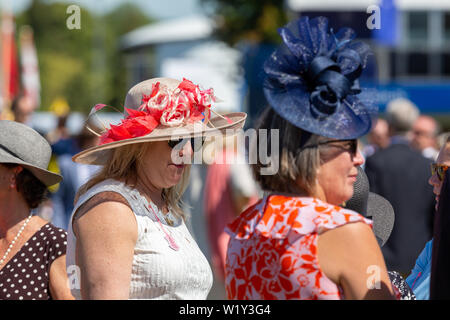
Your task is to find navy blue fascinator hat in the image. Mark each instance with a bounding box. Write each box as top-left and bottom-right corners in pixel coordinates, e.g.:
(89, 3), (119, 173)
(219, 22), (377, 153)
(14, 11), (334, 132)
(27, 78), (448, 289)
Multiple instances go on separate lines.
(263, 16), (377, 139)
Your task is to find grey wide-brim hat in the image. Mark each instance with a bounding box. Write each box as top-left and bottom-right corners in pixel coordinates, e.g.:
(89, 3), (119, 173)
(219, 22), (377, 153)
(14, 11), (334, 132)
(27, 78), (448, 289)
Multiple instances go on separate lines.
(343, 166), (395, 247)
(0, 120), (62, 187)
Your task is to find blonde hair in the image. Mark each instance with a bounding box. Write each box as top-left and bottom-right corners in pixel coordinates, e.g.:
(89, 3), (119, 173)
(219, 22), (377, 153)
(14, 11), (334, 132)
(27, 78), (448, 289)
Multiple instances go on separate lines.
(76, 142), (191, 219)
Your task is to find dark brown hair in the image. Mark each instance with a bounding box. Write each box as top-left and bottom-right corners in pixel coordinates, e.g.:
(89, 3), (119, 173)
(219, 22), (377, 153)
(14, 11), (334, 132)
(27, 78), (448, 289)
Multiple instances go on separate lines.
(3, 164), (48, 209)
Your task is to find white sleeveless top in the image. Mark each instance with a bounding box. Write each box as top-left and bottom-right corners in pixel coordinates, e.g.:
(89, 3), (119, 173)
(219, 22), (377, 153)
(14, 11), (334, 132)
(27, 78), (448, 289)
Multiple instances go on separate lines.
(66, 179), (213, 300)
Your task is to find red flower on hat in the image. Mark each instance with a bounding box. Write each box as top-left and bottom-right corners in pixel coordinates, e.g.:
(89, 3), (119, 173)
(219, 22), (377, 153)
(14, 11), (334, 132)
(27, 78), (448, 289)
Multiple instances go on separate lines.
(97, 78), (216, 145)
(100, 108), (158, 144)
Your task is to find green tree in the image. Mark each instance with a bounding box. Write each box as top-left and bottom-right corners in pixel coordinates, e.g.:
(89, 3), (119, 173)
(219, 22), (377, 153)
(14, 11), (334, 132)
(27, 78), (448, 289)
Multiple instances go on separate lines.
(15, 0), (152, 114)
(16, 0), (95, 112)
(201, 0), (287, 45)
(102, 3), (154, 108)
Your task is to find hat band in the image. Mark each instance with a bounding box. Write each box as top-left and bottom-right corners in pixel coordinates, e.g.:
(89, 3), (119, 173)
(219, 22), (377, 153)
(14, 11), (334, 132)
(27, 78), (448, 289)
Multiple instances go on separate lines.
(0, 143), (23, 163)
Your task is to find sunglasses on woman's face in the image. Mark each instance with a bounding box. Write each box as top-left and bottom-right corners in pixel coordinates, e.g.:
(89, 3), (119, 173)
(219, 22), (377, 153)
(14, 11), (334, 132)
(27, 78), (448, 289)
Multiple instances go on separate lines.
(431, 163), (449, 181)
(304, 139), (358, 156)
(167, 137), (205, 152)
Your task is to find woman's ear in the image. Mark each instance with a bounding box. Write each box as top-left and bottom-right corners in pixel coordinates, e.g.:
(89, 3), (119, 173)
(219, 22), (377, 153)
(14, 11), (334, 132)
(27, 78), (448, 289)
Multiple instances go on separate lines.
(13, 166), (23, 175)
(9, 166), (23, 189)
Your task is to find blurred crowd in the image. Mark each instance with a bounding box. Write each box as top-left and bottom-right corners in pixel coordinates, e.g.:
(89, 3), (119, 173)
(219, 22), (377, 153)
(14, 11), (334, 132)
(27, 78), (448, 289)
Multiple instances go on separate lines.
(4, 91), (448, 300)
(2, 0), (450, 301)
(361, 98), (448, 299)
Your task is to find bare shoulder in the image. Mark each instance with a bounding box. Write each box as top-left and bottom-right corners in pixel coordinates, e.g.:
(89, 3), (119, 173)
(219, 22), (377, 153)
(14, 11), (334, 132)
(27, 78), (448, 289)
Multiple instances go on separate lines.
(72, 193), (138, 299)
(319, 221), (378, 258)
(73, 192), (138, 243)
(73, 191), (131, 221)
(320, 221), (374, 241)
(318, 222), (382, 283)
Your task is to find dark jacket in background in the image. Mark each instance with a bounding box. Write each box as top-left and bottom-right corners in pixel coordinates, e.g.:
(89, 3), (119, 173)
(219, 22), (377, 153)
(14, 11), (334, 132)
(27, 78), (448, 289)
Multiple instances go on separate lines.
(365, 142), (435, 274)
(430, 170), (450, 299)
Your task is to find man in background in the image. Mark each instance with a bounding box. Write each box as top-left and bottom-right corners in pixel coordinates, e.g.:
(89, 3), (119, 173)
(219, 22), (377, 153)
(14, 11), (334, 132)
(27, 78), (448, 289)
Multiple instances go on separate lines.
(410, 115), (440, 161)
(365, 98), (435, 275)
(363, 117), (390, 158)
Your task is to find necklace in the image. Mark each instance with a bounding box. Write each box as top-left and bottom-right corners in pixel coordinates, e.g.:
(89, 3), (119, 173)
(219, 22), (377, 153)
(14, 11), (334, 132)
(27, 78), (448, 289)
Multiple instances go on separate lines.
(136, 180), (173, 225)
(147, 204), (179, 251)
(0, 214), (33, 268)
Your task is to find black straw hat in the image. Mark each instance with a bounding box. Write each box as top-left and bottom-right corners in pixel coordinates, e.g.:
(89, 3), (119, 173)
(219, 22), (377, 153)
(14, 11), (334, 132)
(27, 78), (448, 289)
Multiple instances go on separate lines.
(343, 166), (395, 247)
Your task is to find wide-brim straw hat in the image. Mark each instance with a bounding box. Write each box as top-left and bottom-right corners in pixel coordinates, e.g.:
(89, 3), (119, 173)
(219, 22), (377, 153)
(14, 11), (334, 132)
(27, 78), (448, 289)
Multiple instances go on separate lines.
(0, 120), (62, 187)
(73, 78), (247, 165)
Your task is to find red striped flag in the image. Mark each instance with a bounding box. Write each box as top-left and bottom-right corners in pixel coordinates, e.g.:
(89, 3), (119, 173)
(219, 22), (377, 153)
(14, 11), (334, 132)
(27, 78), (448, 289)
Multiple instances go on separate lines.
(19, 25), (40, 110)
(1, 12), (20, 108)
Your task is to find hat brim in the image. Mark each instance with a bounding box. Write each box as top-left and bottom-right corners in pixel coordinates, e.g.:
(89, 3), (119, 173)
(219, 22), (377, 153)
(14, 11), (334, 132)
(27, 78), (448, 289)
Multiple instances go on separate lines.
(73, 112), (247, 165)
(0, 147), (62, 187)
(367, 192), (395, 247)
(264, 86), (373, 140)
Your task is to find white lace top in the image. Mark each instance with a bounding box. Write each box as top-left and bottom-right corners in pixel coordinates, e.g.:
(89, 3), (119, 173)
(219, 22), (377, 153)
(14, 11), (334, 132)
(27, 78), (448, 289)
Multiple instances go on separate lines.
(66, 179), (213, 300)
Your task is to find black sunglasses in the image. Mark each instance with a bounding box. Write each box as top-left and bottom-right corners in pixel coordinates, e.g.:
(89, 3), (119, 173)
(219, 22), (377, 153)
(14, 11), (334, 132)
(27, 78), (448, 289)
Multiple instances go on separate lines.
(303, 139), (358, 156)
(167, 137), (206, 152)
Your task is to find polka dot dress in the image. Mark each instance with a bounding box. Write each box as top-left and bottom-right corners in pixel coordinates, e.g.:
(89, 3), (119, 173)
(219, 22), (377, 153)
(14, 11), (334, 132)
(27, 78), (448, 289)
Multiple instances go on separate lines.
(0, 223), (67, 300)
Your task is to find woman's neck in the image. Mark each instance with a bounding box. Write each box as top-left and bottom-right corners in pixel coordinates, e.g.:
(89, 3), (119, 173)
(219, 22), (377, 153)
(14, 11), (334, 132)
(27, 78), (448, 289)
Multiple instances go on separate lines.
(136, 178), (166, 210)
(0, 195), (31, 238)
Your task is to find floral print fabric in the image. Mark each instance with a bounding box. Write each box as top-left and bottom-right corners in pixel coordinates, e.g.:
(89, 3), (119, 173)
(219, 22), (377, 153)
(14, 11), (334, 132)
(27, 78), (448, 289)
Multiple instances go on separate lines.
(225, 195), (373, 300)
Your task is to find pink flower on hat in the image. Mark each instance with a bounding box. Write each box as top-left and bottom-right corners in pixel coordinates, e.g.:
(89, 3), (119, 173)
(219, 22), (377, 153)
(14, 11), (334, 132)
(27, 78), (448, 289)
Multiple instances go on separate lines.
(97, 78), (216, 145)
(160, 102), (189, 127)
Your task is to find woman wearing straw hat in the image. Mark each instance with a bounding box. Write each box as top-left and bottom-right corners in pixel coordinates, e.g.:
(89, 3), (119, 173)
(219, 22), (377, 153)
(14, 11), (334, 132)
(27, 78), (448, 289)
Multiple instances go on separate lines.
(66, 77), (246, 299)
(224, 17), (399, 300)
(0, 120), (73, 300)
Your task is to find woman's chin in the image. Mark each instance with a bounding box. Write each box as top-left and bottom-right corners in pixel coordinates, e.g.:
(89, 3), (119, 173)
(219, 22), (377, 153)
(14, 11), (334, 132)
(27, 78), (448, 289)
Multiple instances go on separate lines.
(166, 166), (184, 185)
(332, 193), (353, 207)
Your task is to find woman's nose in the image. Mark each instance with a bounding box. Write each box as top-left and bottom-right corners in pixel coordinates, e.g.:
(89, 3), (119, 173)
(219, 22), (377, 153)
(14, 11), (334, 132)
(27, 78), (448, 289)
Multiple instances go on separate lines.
(429, 173), (441, 189)
(180, 140), (193, 158)
(353, 150), (365, 166)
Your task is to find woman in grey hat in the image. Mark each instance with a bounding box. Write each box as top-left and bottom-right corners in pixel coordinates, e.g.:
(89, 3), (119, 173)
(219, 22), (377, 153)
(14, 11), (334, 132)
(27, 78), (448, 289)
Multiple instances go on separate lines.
(0, 120), (73, 300)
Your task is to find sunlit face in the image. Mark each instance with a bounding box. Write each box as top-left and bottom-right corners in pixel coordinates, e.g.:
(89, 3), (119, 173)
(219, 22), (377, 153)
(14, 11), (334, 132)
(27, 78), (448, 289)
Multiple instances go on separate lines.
(428, 142), (450, 211)
(368, 119), (389, 149)
(315, 140), (364, 206)
(410, 116), (437, 151)
(138, 140), (192, 190)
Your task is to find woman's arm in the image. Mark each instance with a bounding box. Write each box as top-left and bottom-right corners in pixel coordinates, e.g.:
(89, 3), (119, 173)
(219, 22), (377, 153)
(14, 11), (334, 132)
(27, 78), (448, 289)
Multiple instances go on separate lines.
(318, 222), (396, 300)
(49, 255), (74, 300)
(73, 201), (138, 299)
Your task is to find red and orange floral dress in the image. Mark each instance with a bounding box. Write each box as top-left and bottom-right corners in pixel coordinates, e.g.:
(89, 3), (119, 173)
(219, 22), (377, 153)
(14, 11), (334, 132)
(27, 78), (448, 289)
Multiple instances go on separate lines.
(225, 195), (373, 300)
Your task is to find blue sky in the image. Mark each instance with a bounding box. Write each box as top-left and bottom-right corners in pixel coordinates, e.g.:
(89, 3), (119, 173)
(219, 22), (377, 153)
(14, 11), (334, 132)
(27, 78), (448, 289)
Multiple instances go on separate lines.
(2, 0), (204, 19)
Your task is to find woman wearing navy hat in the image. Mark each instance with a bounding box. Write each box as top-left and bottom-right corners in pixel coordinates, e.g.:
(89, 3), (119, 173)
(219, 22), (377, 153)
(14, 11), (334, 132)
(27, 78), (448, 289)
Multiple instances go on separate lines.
(224, 17), (399, 300)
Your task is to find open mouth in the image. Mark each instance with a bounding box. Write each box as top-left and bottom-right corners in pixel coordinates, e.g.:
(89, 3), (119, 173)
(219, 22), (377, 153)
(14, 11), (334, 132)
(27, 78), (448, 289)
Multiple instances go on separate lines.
(170, 163), (185, 169)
